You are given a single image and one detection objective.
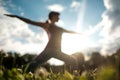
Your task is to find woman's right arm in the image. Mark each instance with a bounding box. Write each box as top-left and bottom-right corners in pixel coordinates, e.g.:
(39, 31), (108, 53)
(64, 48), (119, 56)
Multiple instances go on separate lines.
(4, 14), (47, 28)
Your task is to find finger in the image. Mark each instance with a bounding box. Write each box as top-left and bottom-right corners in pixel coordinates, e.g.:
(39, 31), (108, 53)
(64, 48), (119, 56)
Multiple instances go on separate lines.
(4, 14), (11, 17)
(4, 14), (8, 16)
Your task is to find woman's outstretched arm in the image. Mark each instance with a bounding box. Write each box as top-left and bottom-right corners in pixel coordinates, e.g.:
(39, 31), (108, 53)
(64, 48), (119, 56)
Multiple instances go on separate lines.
(4, 14), (48, 28)
(62, 28), (82, 34)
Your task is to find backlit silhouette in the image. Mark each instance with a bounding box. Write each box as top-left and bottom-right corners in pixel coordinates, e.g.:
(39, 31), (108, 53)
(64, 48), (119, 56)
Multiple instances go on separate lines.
(5, 11), (78, 73)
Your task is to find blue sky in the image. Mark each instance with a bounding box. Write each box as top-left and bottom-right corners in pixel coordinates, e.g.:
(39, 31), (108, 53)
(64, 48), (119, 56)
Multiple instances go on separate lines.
(0, 0), (120, 62)
(4, 0), (105, 31)
(7, 0), (105, 42)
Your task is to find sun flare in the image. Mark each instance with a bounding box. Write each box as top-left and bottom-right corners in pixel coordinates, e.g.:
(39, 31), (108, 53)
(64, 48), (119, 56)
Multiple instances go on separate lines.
(61, 33), (93, 55)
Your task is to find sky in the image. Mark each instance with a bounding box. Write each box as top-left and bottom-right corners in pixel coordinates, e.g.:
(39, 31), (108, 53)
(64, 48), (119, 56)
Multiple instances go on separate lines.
(0, 0), (120, 64)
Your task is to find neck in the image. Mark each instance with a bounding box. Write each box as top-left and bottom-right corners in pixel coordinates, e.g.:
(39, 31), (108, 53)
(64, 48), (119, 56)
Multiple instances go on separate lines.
(48, 19), (55, 24)
(51, 22), (55, 25)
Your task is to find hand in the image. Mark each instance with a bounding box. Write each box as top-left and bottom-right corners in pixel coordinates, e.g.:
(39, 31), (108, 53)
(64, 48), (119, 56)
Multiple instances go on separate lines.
(4, 14), (17, 17)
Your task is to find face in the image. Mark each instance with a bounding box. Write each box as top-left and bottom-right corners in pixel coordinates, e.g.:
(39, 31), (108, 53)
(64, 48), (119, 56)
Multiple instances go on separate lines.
(52, 15), (59, 22)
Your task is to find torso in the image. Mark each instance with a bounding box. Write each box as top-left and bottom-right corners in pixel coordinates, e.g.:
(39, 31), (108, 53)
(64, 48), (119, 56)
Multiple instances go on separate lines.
(44, 25), (64, 51)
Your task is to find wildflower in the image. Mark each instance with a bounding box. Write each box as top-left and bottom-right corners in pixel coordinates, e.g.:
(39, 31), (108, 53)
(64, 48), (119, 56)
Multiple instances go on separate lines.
(73, 69), (80, 78)
(17, 68), (23, 74)
(28, 72), (34, 78)
(34, 67), (50, 79)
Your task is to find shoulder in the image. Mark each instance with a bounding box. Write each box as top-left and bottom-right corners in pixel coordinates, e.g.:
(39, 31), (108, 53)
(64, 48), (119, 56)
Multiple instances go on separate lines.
(55, 26), (66, 32)
(38, 22), (50, 28)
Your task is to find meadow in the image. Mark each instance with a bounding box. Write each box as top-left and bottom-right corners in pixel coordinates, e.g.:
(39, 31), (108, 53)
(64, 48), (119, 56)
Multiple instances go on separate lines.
(0, 49), (120, 80)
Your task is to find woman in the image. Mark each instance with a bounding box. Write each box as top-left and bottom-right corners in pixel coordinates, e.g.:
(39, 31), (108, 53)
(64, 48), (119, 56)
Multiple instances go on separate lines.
(5, 11), (78, 73)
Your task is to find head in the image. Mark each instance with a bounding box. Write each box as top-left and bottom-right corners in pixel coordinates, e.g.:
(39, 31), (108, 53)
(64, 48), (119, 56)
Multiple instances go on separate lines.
(48, 11), (60, 23)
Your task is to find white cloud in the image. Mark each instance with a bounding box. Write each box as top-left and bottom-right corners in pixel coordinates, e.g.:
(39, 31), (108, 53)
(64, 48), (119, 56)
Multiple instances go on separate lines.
(0, 0), (24, 16)
(47, 4), (64, 12)
(86, 0), (120, 56)
(70, 0), (80, 11)
(0, 0), (9, 14)
(1, 41), (45, 54)
(99, 36), (120, 55)
(0, 2), (47, 55)
(104, 0), (120, 11)
(100, 0), (120, 46)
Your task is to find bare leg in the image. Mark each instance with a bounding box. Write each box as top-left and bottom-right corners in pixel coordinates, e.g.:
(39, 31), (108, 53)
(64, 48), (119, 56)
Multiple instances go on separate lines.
(24, 49), (78, 73)
(52, 51), (78, 72)
(24, 50), (52, 73)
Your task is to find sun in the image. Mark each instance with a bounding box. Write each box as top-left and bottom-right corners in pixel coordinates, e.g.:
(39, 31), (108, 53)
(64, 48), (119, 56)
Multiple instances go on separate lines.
(61, 33), (93, 55)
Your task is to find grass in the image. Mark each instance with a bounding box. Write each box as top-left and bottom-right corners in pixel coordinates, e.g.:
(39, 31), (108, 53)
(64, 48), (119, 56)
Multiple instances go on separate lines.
(0, 50), (119, 80)
(0, 65), (118, 80)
